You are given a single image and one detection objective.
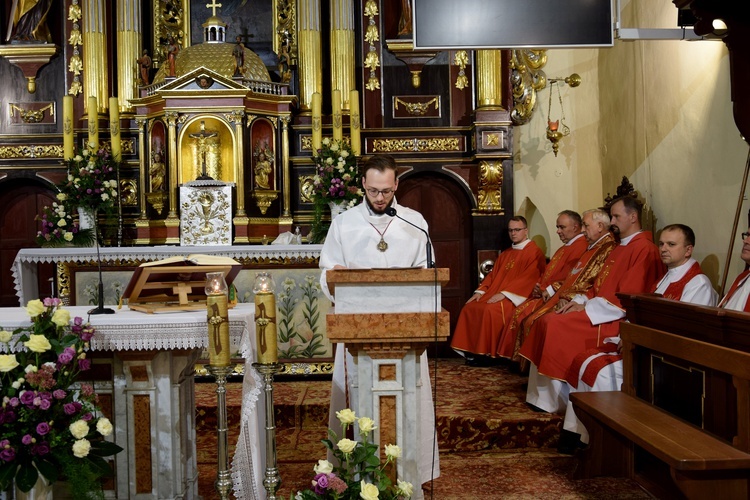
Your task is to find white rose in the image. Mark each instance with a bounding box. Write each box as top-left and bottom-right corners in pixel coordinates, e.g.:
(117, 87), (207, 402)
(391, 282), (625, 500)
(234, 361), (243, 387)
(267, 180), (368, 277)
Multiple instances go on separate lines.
(25, 299), (45, 318)
(337, 438), (357, 454)
(0, 355), (19, 373)
(0, 330), (12, 343)
(360, 480), (379, 500)
(57, 218), (67, 227)
(96, 417), (113, 437)
(51, 308), (71, 327)
(63, 232), (74, 242)
(397, 479), (414, 498)
(384, 444), (401, 459)
(358, 417), (377, 435)
(336, 408), (356, 425)
(69, 420), (90, 439)
(56, 193), (67, 201)
(330, 143), (339, 152)
(25, 365), (37, 373)
(101, 193), (109, 201)
(25, 334), (52, 353)
(322, 138), (330, 145)
(341, 150), (349, 158)
(72, 438), (91, 458)
(11, 380), (21, 389)
(313, 459), (333, 474)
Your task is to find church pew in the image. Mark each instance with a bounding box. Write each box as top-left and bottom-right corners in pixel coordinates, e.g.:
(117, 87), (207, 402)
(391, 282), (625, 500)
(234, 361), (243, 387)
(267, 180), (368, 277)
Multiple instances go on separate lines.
(571, 320), (750, 499)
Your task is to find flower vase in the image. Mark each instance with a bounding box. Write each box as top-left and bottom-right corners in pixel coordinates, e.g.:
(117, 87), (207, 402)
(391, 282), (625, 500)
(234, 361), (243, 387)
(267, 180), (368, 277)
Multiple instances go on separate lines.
(77, 206), (97, 231)
(328, 201), (348, 220)
(15, 474), (53, 500)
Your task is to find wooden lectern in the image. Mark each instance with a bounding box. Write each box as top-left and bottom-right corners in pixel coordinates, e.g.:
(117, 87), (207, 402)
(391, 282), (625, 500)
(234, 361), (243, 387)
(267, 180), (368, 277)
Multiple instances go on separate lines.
(326, 268), (450, 497)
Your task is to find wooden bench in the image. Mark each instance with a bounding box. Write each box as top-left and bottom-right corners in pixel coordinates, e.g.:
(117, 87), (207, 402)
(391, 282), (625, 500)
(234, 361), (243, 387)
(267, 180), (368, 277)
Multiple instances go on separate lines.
(571, 321), (750, 499)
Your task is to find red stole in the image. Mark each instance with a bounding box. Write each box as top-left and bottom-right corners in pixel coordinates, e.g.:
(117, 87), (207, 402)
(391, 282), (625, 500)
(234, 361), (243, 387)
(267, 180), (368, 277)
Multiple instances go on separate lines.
(719, 270), (750, 311)
(650, 261), (703, 300)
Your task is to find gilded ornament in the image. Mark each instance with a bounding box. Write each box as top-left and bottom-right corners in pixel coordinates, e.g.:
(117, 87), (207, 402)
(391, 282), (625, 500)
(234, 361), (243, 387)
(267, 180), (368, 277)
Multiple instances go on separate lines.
(371, 138), (460, 153)
(485, 133), (499, 146)
(364, 0), (379, 17)
(394, 97), (438, 116)
(365, 25), (379, 44)
(9, 103), (53, 124)
(299, 175), (315, 203)
(68, 30), (82, 46)
(477, 161), (503, 213)
(454, 50), (469, 90)
(120, 179), (138, 206)
(366, 77), (380, 91)
(68, 4), (81, 21)
(364, 51), (380, 71)
(510, 49), (548, 125)
(68, 56), (82, 74)
(68, 80), (82, 96)
(301, 136), (312, 151)
(0, 145), (62, 159)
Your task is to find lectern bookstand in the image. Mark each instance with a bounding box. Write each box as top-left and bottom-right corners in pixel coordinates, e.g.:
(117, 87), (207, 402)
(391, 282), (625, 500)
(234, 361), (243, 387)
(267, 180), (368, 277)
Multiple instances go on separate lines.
(326, 268), (450, 499)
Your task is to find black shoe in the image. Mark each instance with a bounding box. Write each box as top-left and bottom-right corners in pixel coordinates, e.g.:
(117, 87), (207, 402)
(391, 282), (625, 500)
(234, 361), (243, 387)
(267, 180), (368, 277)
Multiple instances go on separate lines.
(466, 355), (496, 367)
(526, 402), (547, 413)
(557, 429), (583, 455)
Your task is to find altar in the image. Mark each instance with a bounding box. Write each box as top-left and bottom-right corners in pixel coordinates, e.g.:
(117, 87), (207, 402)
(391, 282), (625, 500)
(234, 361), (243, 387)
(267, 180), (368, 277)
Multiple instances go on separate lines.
(0, 305), (265, 499)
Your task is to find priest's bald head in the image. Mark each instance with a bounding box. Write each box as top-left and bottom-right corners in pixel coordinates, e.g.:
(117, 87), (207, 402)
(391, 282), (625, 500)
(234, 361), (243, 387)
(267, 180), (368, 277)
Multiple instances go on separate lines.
(362, 154), (399, 215)
(609, 196), (643, 239)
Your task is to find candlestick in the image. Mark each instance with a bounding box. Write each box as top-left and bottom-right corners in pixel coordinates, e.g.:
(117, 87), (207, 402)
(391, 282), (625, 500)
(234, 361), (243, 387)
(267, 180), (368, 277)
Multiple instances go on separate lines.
(87, 96), (99, 150)
(109, 97), (121, 161)
(253, 272), (277, 364)
(311, 92), (322, 153)
(349, 90), (360, 156)
(206, 272), (231, 367)
(63, 96), (74, 160)
(332, 89), (342, 142)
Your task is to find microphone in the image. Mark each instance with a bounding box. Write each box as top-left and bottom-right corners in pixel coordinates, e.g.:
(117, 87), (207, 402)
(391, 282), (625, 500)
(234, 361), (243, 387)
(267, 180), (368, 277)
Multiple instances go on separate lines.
(385, 206), (435, 268)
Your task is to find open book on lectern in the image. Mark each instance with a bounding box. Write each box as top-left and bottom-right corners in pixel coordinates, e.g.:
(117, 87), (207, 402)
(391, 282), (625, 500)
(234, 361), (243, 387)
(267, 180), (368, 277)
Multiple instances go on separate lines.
(120, 254), (242, 313)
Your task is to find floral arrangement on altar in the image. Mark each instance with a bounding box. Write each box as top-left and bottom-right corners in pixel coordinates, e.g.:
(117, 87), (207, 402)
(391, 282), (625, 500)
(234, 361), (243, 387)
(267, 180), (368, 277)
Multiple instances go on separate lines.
(309, 138), (362, 244)
(292, 408), (413, 500)
(36, 145), (119, 247)
(0, 298), (123, 497)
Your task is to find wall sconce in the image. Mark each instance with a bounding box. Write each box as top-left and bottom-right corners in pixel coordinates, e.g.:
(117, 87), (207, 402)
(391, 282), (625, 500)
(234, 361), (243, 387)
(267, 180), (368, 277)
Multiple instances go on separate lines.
(545, 73), (581, 157)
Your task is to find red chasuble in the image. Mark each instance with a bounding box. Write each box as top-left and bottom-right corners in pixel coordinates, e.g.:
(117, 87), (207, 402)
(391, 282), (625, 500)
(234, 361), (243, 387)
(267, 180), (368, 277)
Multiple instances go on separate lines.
(720, 270), (750, 312)
(565, 260), (705, 387)
(519, 231), (663, 381)
(451, 241), (546, 357)
(495, 235), (587, 358)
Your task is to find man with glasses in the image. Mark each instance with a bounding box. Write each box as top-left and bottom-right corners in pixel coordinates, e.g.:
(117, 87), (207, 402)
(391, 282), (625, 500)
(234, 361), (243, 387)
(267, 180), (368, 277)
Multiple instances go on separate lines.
(319, 154), (439, 486)
(451, 216), (546, 366)
(719, 229), (750, 311)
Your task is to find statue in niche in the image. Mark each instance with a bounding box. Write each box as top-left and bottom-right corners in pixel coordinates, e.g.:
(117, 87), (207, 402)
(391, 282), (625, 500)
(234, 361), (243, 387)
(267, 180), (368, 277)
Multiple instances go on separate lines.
(253, 143), (274, 190)
(137, 49), (152, 85)
(189, 121), (220, 180)
(397, 0), (413, 37)
(167, 36), (180, 77)
(232, 36), (245, 76)
(149, 151), (166, 192)
(7, 0), (53, 43)
(277, 40), (292, 83)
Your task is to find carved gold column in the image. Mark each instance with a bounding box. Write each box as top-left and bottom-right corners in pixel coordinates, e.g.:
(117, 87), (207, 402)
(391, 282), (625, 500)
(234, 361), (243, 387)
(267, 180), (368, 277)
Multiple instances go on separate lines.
(330, 0), (355, 111)
(136, 117), (148, 219)
(476, 50), (504, 109)
(165, 111), (179, 219)
(116, 0), (142, 112)
(298, 0), (322, 111)
(477, 160), (503, 213)
(82, 0), (109, 113)
(281, 115), (291, 218)
(229, 110), (247, 217)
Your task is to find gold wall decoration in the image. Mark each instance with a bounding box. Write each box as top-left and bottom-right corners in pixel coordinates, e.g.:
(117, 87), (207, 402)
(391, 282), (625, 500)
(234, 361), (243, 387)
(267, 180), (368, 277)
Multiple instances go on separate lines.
(371, 137), (461, 153)
(120, 178), (138, 206)
(393, 96), (440, 118)
(0, 145), (63, 159)
(67, 1), (83, 96)
(102, 138), (135, 156)
(299, 175), (315, 203)
(477, 160), (504, 213)
(9, 102), (55, 124)
(274, 0), (297, 64)
(510, 49), (548, 125)
(454, 51), (469, 90)
(364, 0), (380, 91)
(153, 0), (190, 69)
(251, 190), (280, 215)
(301, 135), (349, 152)
(481, 130), (507, 151)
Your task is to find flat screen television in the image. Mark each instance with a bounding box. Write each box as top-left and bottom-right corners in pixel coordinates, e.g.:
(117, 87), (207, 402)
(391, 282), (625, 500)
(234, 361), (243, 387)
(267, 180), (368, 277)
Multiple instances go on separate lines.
(413, 0), (614, 50)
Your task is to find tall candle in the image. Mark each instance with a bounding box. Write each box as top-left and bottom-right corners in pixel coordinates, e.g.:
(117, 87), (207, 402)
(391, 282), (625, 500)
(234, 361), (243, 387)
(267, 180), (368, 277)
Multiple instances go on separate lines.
(255, 291), (278, 364)
(349, 90), (361, 156)
(332, 89), (342, 142)
(311, 92), (322, 154)
(63, 96), (74, 160)
(109, 97), (121, 160)
(207, 292), (231, 366)
(87, 96), (99, 150)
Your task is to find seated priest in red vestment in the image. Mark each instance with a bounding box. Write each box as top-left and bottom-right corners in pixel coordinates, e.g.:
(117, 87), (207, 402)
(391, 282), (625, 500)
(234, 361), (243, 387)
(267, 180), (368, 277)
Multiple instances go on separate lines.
(451, 216), (546, 366)
(559, 223), (718, 451)
(496, 210), (586, 361)
(520, 196), (664, 413)
(719, 228), (750, 312)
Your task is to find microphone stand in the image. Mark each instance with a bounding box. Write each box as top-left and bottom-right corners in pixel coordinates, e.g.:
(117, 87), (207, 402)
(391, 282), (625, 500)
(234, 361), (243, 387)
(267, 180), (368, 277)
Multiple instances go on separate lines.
(385, 207), (435, 268)
(89, 212), (115, 315)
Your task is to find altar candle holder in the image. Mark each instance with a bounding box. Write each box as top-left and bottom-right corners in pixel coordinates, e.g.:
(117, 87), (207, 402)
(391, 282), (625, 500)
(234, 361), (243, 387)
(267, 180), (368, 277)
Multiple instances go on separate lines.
(205, 271), (232, 499)
(252, 271), (282, 499)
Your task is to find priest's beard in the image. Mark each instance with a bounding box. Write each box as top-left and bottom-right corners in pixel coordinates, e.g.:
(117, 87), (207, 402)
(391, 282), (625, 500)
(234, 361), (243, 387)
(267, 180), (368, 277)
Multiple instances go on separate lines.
(365, 196), (394, 215)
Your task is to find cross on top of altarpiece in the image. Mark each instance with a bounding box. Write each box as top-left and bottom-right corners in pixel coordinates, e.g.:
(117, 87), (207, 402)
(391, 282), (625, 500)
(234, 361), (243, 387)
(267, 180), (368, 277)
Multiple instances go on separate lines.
(206, 0), (222, 17)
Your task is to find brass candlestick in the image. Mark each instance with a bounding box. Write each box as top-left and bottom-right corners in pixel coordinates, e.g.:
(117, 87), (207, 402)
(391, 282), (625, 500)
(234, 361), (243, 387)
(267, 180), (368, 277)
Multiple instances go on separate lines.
(206, 364), (234, 500)
(252, 362), (283, 499)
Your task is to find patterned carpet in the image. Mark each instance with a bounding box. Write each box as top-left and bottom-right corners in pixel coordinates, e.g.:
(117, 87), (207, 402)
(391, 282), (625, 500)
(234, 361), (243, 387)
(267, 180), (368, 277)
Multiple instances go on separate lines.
(195, 358), (650, 499)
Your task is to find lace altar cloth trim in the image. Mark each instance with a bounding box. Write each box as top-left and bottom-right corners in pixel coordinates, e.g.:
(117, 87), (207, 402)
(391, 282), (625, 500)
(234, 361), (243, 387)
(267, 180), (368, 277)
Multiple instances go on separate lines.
(12, 244), (323, 305)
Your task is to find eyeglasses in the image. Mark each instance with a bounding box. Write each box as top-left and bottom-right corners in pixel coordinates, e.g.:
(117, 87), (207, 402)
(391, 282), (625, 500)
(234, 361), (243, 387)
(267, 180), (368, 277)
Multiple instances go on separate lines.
(365, 188), (395, 197)
(742, 232), (750, 240)
(508, 228), (526, 233)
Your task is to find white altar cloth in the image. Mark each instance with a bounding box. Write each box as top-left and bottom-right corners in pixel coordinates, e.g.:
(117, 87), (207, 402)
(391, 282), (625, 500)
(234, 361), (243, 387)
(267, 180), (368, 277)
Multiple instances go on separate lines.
(11, 244), (323, 306)
(0, 304), (266, 499)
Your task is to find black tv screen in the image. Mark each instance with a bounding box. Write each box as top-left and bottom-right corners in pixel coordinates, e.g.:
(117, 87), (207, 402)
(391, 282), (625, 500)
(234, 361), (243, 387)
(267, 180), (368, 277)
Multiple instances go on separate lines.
(413, 0), (614, 50)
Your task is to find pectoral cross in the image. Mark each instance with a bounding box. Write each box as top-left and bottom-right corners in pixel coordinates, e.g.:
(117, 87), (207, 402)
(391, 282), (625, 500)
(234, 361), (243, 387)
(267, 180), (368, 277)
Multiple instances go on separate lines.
(206, 0), (222, 17)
